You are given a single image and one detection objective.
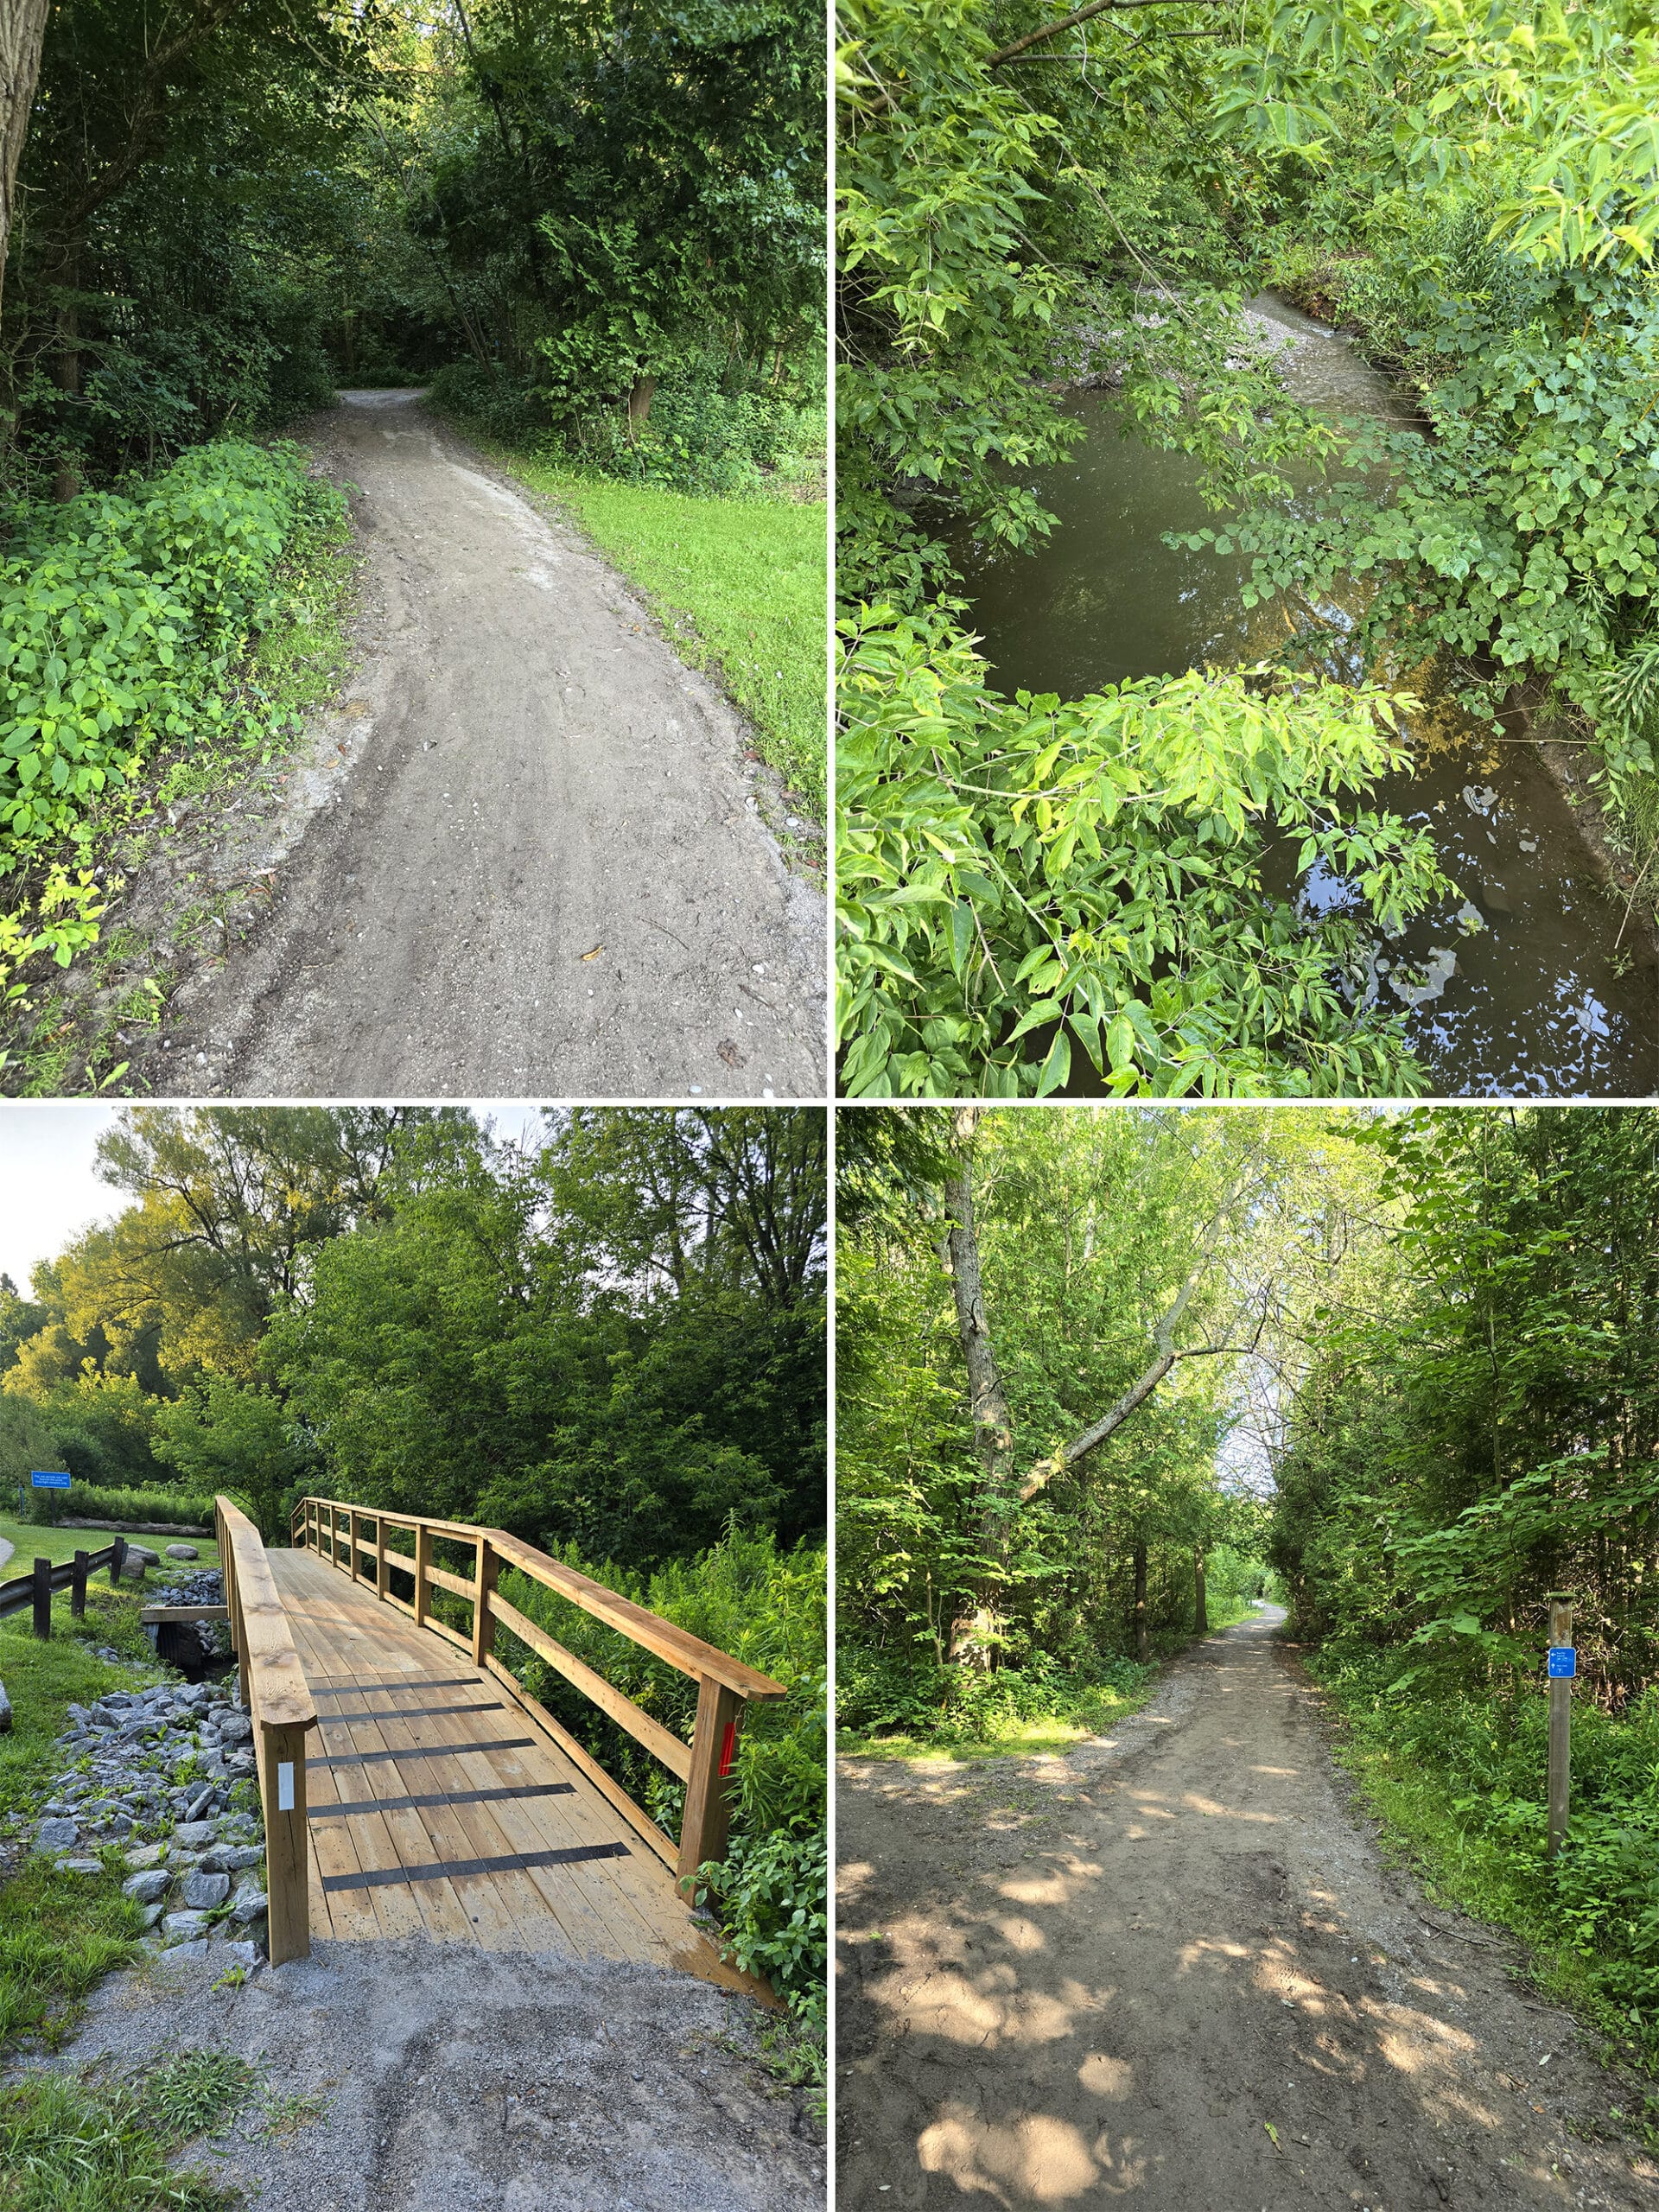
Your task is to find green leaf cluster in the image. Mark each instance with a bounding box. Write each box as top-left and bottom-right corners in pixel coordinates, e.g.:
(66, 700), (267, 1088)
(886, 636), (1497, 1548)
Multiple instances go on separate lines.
(837, 603), (1452, 1096)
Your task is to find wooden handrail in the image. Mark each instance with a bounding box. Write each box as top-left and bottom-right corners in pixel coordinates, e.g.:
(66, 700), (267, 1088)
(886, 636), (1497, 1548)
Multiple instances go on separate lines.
(294, 1494), (785, 1888)
(215, 1497), (317, 1964)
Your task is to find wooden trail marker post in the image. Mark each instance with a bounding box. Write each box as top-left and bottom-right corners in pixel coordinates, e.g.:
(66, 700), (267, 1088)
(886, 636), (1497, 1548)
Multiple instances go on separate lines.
(1546, 1592), (1573, 1859)
(70, 1550), (87, 1618)
(30, 1557), (50, 1639)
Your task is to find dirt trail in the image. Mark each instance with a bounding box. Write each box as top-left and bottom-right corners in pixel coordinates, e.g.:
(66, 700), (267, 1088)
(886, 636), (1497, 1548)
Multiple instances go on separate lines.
(837, 1607), (1656, 2210)
(147, 390), (824, 1098)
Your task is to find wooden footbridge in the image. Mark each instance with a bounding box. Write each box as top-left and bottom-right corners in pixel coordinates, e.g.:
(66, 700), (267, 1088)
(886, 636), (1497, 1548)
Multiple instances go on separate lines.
(214, 1495), (785, 1989)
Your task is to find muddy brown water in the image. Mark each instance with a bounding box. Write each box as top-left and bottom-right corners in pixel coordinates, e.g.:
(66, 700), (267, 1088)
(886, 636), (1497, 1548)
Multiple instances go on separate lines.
(957, 297), (1659, 1096)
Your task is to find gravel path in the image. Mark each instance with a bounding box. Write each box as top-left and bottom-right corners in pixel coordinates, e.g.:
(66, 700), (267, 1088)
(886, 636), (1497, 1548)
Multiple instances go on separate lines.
(29, 1939), (823, 2210)
(145, 390), (825, 1098)
(837, 1606), (1656, 2209)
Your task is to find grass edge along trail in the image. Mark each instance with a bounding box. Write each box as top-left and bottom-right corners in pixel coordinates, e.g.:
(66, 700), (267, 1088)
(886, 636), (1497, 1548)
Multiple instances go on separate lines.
(1306, 1652), (1659, 2132)
(837, 1595), (1262, 1764)
(435, 410), (828, 826)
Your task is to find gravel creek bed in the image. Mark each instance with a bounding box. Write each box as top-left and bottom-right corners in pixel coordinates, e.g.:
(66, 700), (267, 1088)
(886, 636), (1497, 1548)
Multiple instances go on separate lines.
(25, 1560), (271, 1971)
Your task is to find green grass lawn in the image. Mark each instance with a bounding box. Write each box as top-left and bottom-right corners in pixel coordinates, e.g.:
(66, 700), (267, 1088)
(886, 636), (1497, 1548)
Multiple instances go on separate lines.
(448, 431), (827, 820)
(0, 1512), (220, 1575)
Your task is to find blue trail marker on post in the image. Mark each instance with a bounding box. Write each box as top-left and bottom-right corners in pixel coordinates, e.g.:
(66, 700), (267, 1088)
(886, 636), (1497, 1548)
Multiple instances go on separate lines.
(1547, 1593), (1573, 1857)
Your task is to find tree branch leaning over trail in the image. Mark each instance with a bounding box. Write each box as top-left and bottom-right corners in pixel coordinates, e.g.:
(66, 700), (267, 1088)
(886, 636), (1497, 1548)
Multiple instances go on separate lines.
(940, 1108), (1268, 1654)
(0, 0), (48, 316)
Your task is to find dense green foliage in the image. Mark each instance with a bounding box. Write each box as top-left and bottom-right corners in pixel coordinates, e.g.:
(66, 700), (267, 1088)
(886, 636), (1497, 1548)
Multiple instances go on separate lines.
(836, 1107), (1281, 1747)
(838, 606), (1448, 1096)
(835, 0), (1659, 1095)
(1268, 1106), (1659, 2059)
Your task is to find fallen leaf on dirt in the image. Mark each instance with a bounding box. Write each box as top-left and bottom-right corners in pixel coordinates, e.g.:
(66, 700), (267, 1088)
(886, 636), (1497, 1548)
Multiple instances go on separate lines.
(581, 945), (604, 961)
(1263, 2122), (1281, 2152)
(717, 1038), (745, 1069)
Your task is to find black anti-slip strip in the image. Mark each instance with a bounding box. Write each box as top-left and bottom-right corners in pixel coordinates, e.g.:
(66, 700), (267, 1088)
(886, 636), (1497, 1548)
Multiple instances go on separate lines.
(322, 1700), (505, 1724)
(321, 1840), (629, 1892)
(310, 1736), (534, 1767)
(311, 1676), (483, 1697)
(312, 1781), (574, 1819)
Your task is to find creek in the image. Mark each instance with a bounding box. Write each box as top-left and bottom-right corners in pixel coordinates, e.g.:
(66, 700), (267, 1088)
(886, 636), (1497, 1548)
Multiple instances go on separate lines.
(957, 295), (1659, 1096)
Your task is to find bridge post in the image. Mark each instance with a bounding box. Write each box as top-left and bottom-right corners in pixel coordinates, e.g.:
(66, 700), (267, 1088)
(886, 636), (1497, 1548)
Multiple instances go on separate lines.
(263, 1718), (311, 1963)
(347, 1510), (359, 1584)
(472, 1535), (498, 1669)
(677, 1674), (744, 1893)
(414, 1522), (431, 1630)
(376, 1515), (389, 1601)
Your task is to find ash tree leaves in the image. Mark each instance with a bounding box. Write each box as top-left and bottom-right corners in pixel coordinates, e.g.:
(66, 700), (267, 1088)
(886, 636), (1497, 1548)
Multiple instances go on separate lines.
(836, 604), (1451, 1097)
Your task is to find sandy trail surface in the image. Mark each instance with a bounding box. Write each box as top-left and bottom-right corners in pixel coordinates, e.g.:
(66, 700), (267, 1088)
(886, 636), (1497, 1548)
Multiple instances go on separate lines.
(149, 390), (824, 1098)
(837, 1606), (1656, 2209)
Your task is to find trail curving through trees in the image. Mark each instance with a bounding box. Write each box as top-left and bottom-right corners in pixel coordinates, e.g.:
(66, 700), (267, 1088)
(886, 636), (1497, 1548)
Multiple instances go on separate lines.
(837, 1608), (1655, 2210)
(149, 391), (824, 1099)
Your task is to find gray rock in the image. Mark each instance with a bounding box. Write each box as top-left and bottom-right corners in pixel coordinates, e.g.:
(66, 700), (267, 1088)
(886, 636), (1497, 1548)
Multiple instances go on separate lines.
(201, 1844), (265, 1874)
(123, 1868), (172, 1904)
(158, 1936), (213, 1964)
(181, 1869), (231, 1910)
(213, 1939), (264, 1969)
(124, 1841), (166, 1871)
(124, 1545), (160, 1567)
(54, 1857), (104, 1875)
(0, 1679), (10, 1733)
(181, 1785), (215, 1821)
(173, 1821), (217, 1847)
(214, 1712), (253, 1746)
(228, 1881), (268, 1925)
(164, 1543), (200, 1560)
(139, 1903), (167, 1930)
(162, 1910), (211, 1942)
(35, 1817), (79, 1853)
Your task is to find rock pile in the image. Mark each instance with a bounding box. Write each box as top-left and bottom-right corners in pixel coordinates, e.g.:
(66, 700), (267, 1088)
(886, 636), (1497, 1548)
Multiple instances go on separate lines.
(150, 1566), (232, 1663)
(33, 1675), (269, 1967)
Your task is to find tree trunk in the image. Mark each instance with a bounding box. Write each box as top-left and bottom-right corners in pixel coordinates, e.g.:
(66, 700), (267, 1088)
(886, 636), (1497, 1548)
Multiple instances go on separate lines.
(50, 267), (80, 503)
(0, 0), (48, 320)
(626, 374), (657, 435)
(1133, 1543), (1148, 1663)
(942, 1106), (1015, 1662)
(1194, 1549), (1208, 1634)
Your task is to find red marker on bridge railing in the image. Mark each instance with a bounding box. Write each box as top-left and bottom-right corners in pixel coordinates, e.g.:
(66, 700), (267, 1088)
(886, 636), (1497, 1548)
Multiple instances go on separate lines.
(718, 1719), (738, 1778)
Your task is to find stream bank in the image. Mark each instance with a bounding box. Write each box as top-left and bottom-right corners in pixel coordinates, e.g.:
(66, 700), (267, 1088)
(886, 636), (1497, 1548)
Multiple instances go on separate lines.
(961, 294), (1659, 1096)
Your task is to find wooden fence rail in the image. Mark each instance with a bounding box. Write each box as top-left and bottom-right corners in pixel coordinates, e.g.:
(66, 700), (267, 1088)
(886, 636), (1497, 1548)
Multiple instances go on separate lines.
(216, 1497), (318, 1964)
(290, 1494), (786, 1888)
(0, 1540), (128, 1636)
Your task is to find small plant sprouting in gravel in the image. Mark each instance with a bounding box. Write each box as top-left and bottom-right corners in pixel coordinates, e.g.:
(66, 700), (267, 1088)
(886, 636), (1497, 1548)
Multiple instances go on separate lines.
(130, 2049), (258, 2144)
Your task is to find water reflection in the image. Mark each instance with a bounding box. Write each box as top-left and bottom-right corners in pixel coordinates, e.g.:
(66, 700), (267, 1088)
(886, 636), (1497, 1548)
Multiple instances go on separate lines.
(956, 304), (1659, 1096)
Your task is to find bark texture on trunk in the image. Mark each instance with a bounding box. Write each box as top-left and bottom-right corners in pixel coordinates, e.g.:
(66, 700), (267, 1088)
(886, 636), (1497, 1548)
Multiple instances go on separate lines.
(0, 0), (48, 319)
(627, 374), (657, 432)
(1194, 1549), (1208, 1634)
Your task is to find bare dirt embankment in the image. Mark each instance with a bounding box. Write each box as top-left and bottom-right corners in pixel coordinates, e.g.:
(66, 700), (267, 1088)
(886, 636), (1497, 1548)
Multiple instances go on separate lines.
(837, 1607), (1656, 2209)
(138, 390), (824, 1099)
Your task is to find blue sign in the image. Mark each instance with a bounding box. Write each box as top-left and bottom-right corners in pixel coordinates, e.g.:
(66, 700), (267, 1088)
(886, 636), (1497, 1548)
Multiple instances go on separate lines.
(30, 1470), (70, 1491)
(1547, 1646), (1576, 1680)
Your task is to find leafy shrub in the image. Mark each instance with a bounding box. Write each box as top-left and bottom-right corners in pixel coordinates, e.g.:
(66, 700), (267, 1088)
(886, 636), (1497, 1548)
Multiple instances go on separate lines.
(21, 1480), (212, 1529)
(837, 603), (1452, 1096)
(0, 439), (344, 856)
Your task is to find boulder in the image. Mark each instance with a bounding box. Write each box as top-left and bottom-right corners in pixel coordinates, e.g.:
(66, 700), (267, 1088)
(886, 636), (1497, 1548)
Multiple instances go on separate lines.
(228, 1881), (268, 1926)
(164, 1544), (200, 1560)
(181, 1869), (231, 1910)
(123, 1868), (172, 1904)
(124, 1545), (160, 1567)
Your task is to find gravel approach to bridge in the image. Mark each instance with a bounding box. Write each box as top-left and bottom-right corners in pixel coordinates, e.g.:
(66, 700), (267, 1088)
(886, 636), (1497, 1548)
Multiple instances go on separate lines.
(838, 1605), (1657, 2210)
(145, 390), (824, 1098)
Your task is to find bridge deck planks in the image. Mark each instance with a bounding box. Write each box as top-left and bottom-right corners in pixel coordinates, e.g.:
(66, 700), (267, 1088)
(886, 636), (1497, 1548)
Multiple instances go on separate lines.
(267, 1548), (755, 1986)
